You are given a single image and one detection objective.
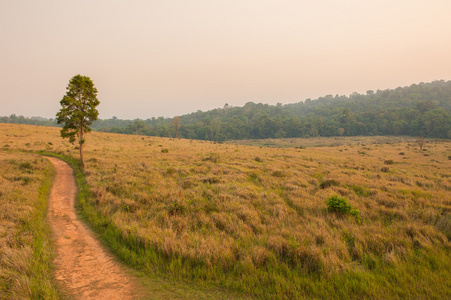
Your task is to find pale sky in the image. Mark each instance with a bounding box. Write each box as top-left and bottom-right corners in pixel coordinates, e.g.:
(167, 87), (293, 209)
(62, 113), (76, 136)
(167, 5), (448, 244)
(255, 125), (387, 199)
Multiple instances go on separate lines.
(1, 0), (450, 119)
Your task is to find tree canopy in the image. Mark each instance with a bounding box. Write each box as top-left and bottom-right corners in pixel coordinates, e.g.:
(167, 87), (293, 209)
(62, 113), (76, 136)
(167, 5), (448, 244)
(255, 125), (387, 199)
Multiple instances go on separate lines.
(95, 80), (451, 140)
(4, 80), (450, 141)
(56, 74), (99, 167)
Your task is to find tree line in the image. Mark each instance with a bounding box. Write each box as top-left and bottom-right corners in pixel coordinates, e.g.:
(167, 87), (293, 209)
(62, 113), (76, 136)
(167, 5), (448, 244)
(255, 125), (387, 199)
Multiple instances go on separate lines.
(2, 80), (451, 140)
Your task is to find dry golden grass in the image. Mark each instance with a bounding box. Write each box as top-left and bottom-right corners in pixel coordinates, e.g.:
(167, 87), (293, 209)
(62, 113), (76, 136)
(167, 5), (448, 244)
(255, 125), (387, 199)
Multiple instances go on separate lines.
(2, 123), (451, 298)
(0, 148), (59, 299)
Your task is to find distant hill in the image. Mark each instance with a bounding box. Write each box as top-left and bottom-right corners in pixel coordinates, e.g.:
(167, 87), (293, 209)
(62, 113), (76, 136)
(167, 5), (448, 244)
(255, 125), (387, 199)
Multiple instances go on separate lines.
(2, 80), (450, 140)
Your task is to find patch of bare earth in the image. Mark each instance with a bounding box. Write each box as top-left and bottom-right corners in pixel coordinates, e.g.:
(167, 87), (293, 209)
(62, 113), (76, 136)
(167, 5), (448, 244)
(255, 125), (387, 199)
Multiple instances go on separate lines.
(47, 157), (137, 299)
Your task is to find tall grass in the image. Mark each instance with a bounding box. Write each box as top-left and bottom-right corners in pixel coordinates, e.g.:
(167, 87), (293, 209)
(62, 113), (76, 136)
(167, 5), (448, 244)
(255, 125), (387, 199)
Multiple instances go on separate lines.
(0, 150), (60, 299)
(2, 123), (451, 299)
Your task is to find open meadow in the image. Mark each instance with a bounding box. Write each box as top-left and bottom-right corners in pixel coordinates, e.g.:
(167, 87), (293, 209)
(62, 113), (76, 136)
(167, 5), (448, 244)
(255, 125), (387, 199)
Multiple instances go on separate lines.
(0, 143), (59, 298)
(1, 123), (451, 299)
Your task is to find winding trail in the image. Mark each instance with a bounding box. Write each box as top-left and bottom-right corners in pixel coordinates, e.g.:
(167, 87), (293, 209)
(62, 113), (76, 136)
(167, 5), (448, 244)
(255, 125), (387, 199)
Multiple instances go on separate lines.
(47, 157), (137, 299)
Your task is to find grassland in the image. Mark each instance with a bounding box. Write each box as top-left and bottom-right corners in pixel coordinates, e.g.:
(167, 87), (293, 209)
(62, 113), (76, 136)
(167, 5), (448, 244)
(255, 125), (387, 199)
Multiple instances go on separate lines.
(0, 148), (59, 299)
(1, 123), (451, 299)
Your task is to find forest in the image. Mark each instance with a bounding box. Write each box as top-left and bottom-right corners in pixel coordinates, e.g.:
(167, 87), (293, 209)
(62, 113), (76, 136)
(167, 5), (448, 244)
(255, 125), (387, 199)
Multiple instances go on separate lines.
(2, 80), (451, 140)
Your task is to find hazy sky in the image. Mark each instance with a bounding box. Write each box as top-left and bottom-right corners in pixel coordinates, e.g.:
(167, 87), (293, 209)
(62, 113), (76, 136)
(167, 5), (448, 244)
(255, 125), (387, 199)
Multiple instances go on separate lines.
(1, 0), (450, 119)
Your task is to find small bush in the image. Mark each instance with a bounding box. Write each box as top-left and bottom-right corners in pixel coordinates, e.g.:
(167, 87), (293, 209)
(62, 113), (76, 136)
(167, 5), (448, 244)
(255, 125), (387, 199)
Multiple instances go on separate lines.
(161, 148), (169, 153)
(381, 167), (390, 172)
(384, 160), (394, 165)
(399, 152), (405, 155)
(326, 195), (352, 214)
(326, 195), (361, 221)
(254, 156), (263, 162)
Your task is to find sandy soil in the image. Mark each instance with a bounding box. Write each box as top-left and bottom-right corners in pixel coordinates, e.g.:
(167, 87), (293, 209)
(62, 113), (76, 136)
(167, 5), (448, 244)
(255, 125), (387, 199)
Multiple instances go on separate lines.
(47, 157), (137, 299)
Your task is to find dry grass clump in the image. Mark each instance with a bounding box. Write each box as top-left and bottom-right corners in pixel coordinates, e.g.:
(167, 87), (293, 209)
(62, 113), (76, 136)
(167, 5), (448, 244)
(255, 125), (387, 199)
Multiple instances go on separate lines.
(0, 150), (59, 299)
(2, 124), (451, 298)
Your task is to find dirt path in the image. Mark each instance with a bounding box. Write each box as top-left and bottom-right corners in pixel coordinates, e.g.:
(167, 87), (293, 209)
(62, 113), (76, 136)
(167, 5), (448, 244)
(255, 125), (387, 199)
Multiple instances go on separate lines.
(47, 157), (137, 299)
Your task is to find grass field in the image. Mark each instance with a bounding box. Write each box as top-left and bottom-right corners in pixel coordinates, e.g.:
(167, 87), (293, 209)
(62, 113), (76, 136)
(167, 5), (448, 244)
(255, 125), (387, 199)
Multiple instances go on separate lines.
(0, 148), (59, 299)
(1, 123), (451, 299)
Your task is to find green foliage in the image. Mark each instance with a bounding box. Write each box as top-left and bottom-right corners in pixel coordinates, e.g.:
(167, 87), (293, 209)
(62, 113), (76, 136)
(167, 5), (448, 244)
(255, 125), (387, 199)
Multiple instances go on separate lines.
(91, 80), (451, 140)
(327, 195), (353, 214)
(56, 75), (99, 144)
(326, 195), (361, 220)
(56, 74), (99, 166)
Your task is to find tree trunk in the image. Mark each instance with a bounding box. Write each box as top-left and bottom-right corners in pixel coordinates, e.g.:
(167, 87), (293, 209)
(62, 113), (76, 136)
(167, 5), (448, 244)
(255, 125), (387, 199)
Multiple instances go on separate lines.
(79, 125), (84, 168)
(80, 143), (84, 168)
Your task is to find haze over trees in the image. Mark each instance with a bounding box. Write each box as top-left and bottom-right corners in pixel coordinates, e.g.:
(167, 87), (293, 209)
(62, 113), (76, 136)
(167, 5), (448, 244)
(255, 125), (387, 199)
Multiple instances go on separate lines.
(99, 80), (451, 140)
(2, 80), (451, 140)
(56, 75), (100, 168)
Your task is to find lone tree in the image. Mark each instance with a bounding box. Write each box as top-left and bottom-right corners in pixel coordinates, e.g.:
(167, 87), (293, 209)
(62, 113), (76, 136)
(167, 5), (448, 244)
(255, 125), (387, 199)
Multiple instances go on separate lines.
(56, 75), (99, 168)
(171, 116), (181, 138)
(416, 136), (426, 151)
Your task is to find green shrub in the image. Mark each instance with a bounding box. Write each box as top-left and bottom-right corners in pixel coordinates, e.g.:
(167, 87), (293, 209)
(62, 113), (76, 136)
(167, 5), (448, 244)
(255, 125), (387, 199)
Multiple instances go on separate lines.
(161, 148), (169, 153)
(326, 195), (352, 213)
(326, 195), (361, 221)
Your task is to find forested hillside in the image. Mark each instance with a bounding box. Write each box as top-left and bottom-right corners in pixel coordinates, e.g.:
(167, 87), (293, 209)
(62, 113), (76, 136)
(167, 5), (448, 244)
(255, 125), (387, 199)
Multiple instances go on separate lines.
(2, 80), (451, 140)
